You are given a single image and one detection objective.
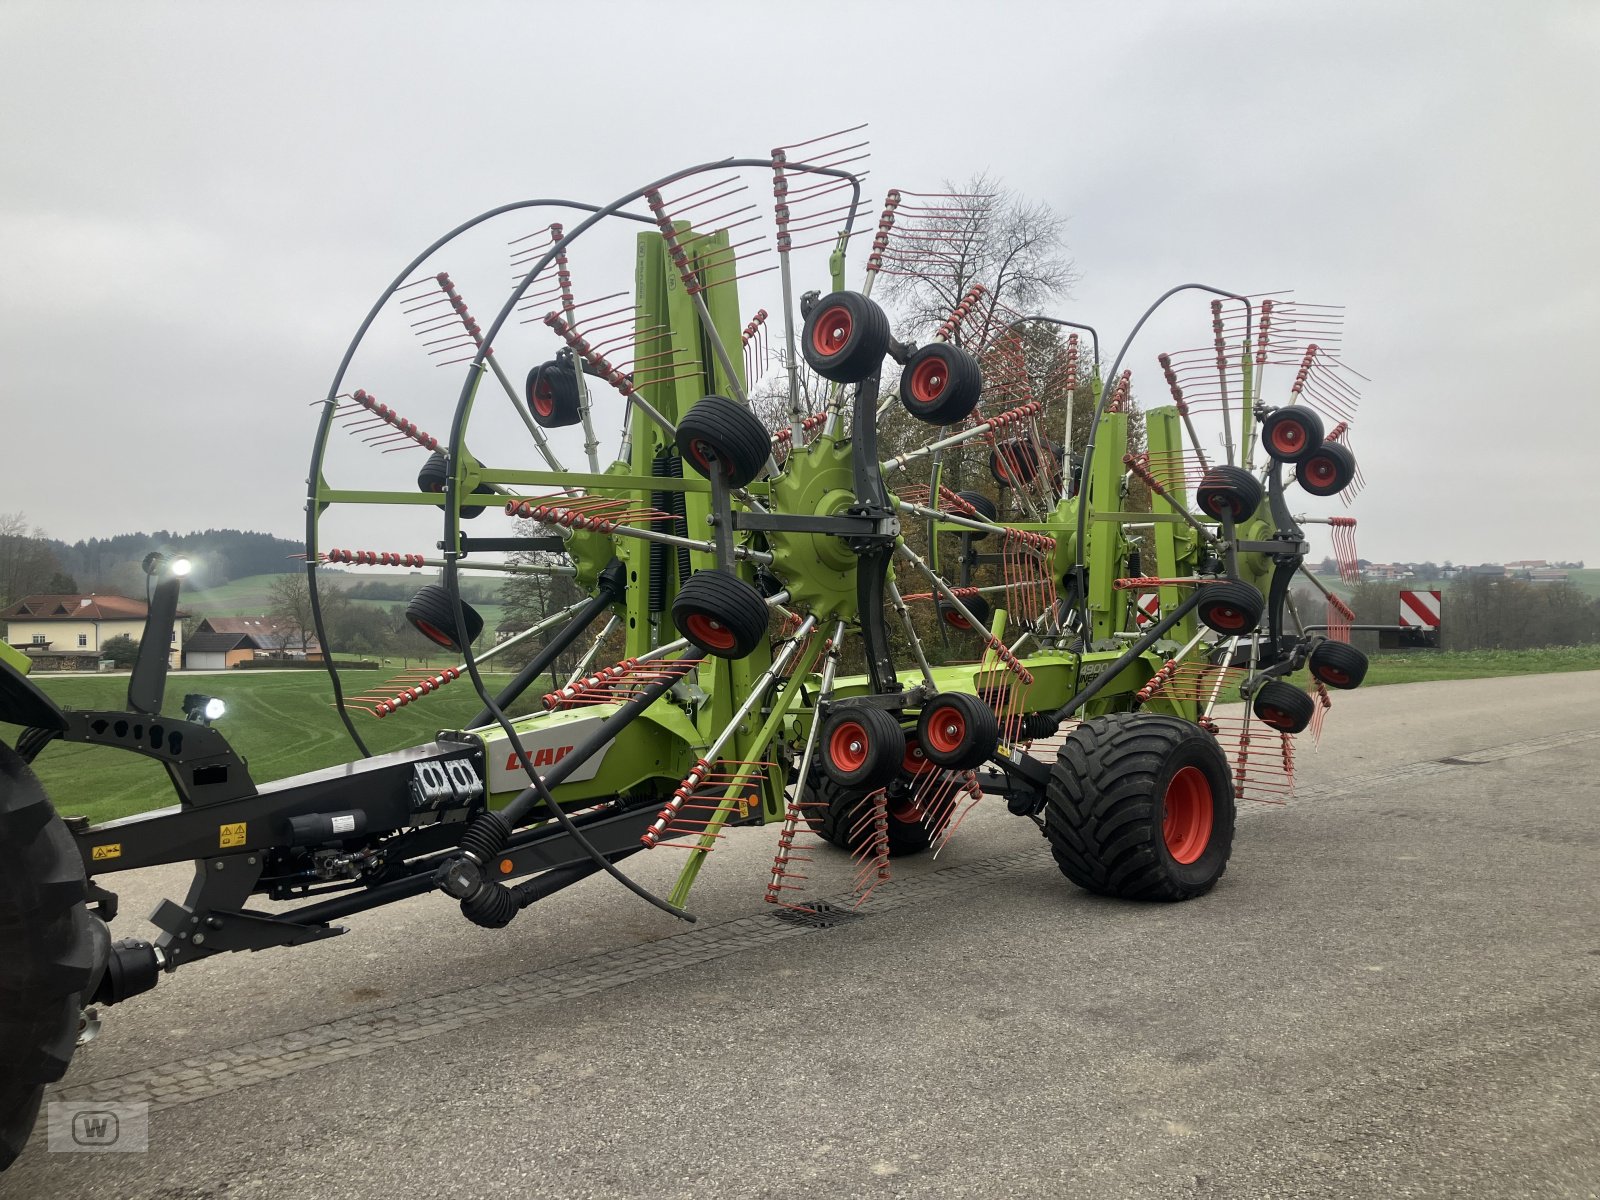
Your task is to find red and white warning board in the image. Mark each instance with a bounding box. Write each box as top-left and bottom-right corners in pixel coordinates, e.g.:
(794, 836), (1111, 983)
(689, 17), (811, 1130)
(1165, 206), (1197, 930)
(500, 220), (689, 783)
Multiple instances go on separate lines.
(1399, 589), (1442, 629)
(1134, 593), (1160, 628)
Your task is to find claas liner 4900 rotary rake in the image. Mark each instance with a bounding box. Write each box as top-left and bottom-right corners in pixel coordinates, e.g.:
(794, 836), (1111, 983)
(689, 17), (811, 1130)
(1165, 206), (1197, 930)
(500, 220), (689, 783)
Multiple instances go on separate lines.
(0, 130), (1373, 1165)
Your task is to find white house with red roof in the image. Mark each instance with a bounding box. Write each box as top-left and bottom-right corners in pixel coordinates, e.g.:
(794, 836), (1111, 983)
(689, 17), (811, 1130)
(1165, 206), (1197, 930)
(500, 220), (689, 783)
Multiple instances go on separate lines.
(1, 593), (186, 670)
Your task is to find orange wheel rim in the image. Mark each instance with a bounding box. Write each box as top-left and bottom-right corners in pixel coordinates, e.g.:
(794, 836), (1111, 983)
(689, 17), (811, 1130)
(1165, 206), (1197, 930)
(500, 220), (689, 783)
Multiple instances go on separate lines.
(684, 612), (736, 651)
(910, 355), (947, 403)
(1206, 604), (1248, 630)
(889, 798), (922, 823)
(1305, 457), (1337, 487)
(812, 306), (852, 357)
(1270, 420), (1305, 454)
(1258, 705), (1294, 730)
(901, 736), (933, 775)
(828, 721), (869, 772)
(688, 438), (726, 478)
(925, 706), (966, 755)
(1162, 765), (1213, 864)
(532, 376), (555, 418)
(413, 618), (455, 648)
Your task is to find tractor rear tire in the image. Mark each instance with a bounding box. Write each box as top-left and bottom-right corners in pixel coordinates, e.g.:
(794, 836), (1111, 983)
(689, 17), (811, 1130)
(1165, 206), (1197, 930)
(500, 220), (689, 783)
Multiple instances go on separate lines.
(1043, 713), (1235, 901)
(0, 742), (103, 1169)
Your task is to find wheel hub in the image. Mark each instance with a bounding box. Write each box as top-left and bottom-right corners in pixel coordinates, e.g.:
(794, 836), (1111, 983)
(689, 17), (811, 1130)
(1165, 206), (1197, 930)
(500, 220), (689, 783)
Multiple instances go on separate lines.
(765, 437), (872, 620)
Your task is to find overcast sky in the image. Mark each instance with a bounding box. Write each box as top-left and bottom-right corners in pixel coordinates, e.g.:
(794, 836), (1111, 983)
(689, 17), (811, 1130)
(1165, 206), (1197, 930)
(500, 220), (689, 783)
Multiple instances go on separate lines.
(2, 0), (1596, 569)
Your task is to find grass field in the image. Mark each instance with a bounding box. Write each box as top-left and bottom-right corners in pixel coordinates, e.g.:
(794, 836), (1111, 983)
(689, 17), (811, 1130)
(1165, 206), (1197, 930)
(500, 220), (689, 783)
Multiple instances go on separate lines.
(1358, 645), (1600, 687)
(23, 646), (1600, 826)
(1312, 568), (1600, 601)
(28, 669), (511, 826)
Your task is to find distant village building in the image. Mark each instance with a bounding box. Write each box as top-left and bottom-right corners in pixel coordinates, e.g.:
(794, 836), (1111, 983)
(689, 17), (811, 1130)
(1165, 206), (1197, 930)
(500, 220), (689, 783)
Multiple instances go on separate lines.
(1, 593), (186, 671)
(496, 619), (531, 644)
(189, 616), (321, 663)
(1361, 563), (1411, 581)
(183, 631), (262, 670)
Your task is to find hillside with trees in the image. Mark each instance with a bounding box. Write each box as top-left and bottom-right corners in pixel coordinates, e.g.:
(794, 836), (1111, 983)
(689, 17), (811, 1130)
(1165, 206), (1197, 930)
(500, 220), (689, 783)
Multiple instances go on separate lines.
(0, 513), (304, 609)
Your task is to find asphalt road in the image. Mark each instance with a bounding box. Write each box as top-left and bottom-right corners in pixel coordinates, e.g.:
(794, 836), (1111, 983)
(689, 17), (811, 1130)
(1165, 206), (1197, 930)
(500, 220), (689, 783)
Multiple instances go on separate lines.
(6, 672), (1599, 1198)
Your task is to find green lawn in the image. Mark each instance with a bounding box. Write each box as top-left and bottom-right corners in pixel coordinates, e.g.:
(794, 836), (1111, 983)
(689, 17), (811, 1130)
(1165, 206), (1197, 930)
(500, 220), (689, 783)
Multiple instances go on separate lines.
(1312, 568), (1600, 601)
(28, 669), (511, 826)
(1358, 645), (1600, 687)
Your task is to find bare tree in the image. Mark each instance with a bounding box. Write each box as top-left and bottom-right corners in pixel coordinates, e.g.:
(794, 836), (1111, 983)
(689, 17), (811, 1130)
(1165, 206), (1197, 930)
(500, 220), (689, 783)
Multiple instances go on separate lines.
(268, 572), (345, 656)
(498, 523), (589, 678)
(873, 171), (1076, 350)
(0, 512), (72, 608)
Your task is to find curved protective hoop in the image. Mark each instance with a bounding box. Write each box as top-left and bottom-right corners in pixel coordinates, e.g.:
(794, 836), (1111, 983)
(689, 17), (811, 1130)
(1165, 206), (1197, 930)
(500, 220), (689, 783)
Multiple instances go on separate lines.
(306, 198), (657, 755)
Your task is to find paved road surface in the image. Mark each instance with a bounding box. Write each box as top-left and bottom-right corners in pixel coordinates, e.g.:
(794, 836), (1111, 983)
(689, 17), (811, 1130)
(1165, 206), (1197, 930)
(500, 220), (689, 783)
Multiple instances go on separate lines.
(6, 673), (1599, 1198)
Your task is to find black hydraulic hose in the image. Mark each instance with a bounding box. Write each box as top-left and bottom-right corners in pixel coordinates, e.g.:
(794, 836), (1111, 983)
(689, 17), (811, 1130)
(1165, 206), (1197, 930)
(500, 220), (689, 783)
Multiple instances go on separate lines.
(1049, 587), (1206, 724)
(466, 583), (618, 729)
(512, 846), (643, 910)
(1012, 315), (1100, 373)
(1068, 284), (1252, 640)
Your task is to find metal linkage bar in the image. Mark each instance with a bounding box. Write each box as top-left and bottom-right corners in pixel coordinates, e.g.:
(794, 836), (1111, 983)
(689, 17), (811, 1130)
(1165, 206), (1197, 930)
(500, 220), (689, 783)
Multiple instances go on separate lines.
(562, 614), (620, 688)
(1049, 587), (1208, 724)
(893, 541), (1033, 684)
(353, 599), (596, 718)
(886, 578), (938, 690)
(892, 496), (1012, 540)
(324, 547), (576, 577)
(468, 567), (625, 727)
(879, 401), (1044, 476)
(642, 615), (820, 847)
(506, 498), (774, 564)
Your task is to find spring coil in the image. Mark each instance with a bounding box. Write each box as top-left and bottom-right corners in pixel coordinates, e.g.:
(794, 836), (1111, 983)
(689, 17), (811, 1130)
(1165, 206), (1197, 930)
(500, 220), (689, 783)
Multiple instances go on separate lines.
(650, 452), (671, 615)
(669, 455), (692, 588)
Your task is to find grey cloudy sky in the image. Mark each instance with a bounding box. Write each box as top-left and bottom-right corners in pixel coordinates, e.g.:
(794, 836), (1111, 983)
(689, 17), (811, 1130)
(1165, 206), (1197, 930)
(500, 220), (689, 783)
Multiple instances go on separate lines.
(2, 0), (1596, 568)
